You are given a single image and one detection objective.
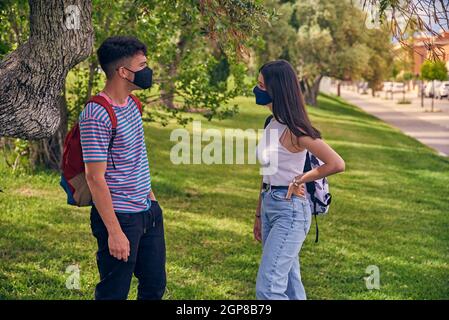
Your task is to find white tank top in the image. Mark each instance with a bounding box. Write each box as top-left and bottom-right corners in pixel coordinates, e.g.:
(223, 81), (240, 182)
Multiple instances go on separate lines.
(256, 117), (308, 186)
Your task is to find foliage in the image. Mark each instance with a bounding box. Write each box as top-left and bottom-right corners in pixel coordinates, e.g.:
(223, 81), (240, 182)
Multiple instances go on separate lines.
(361, 25), (394, 91)
(421, 60), (449, 81)
(254, 0), (395, 104)
(364, 0), (448, 58)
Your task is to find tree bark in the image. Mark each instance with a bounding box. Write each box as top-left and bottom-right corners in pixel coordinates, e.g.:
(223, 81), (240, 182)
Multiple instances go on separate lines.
(304, 75), (323, 106)
(30, 81), (68, 171)
(158, 37), (187, 110)
(86, 59), (97, 101)
(0, 0), (93, 140)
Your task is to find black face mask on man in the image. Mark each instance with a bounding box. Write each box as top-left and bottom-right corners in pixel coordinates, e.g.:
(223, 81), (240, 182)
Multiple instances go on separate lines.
(122, 66), (153, 89)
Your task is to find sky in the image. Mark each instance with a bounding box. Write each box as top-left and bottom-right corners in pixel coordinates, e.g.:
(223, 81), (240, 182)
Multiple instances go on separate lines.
(356, 0), (448, 37)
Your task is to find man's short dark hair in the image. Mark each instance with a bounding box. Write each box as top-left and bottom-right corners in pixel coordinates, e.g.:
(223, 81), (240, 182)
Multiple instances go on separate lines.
(97, 36), (147, 78)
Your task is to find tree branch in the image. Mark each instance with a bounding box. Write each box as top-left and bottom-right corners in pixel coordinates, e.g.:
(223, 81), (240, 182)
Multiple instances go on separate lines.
(0, 0), (94, 140)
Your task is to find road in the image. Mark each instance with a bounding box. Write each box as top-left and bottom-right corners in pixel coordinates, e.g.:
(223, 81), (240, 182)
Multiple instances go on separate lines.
(340, 88), (449, 157)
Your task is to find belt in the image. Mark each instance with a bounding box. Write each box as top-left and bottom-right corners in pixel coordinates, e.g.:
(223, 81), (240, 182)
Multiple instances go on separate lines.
(262, 183), (289, 190)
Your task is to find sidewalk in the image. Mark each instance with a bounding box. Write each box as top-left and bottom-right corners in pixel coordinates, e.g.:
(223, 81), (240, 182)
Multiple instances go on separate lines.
(339, 88), (449, 156)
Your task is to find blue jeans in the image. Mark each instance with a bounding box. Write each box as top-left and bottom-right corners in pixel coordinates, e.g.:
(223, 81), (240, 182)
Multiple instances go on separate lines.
(256, 188), (312, 300)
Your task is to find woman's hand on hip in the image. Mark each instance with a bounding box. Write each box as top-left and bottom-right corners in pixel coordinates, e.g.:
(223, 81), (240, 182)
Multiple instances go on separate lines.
(286, 180), (306, 200)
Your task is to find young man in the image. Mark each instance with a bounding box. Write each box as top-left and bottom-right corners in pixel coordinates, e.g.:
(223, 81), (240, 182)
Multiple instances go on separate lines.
(79, 36), (166, 300)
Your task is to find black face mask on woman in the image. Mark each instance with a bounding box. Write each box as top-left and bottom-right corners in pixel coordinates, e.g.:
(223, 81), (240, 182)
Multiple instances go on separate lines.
(253, 85), (273, 105)
(122, 66), (153, 89)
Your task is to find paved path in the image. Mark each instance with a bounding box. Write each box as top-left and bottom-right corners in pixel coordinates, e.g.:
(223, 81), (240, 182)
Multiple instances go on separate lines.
(340, 88), (449, 157)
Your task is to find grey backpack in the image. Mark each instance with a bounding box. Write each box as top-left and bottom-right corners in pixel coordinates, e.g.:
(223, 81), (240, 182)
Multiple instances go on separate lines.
(303, 151), (332, 216)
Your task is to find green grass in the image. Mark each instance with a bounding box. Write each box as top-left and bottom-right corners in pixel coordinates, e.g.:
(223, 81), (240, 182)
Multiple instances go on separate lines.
(0, 94), (448, 299)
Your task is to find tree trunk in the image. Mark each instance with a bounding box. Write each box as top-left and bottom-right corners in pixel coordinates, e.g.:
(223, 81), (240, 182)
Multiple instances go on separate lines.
(337, 81), (341, 97)
(431, 80), (435, 112)
(304, 75), (323, 106)
(86, 59), (98, 100)
(0, 0), (93, 140)
(29, 81), (68, 171)
(421, 80), (424, 108)
(159, 37), (187, 110)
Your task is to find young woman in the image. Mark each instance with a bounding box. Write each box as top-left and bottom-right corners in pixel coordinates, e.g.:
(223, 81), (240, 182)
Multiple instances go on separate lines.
(253, 60), (345, 300)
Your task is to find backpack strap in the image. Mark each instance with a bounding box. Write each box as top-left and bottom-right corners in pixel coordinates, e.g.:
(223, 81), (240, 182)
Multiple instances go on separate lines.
(263, 115), (274, 129)
(303, 151), (320, 243)
(87, 95), (118, 129)
(86, 95), (118, 169)
(129, 94), (143, 116)
(303, 152), (315, 194)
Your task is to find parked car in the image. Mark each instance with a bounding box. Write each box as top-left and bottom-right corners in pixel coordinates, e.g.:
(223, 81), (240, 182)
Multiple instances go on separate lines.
(382, 82), (393, 92)
(358, 81), (368, 94)
(436, 81), (449, 99)
(391, 82), (405, 93)
(382, 82), (405, 94)
(424, 81), (442, 97)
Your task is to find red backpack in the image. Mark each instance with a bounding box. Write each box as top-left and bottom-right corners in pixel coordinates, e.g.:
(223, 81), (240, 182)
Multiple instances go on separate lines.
(60, 94), (143, 207)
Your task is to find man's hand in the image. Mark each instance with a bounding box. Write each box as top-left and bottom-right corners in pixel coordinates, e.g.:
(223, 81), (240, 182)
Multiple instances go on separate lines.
(253, 215), (262, 243)
(108, 231), (130, 262)
(148, 190), (157, 201)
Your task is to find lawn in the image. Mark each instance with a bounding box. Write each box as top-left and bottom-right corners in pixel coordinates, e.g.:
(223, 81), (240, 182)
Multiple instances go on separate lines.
(0, 94), (448, 299)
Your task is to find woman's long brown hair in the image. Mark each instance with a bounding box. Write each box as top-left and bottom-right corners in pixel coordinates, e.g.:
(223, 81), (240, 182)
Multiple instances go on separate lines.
(260, 60), (322, 141)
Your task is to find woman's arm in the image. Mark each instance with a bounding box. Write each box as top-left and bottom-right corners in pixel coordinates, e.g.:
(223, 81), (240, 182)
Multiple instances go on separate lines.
(295, 136), (345, 184)
(254, 177), (264, 242)
(256, 177), (263, 216)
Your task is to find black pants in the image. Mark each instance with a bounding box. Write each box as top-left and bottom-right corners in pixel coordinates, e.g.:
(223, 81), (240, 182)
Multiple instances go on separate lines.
(90, 200), (166, 300)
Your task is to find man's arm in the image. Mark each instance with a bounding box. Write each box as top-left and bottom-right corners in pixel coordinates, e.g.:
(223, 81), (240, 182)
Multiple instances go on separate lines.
(85, 161), (130, 262)
(78, 107), (131, 261)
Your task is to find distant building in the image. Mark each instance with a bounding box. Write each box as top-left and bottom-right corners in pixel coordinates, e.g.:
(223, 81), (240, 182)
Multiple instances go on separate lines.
(410, 31), (449, 76)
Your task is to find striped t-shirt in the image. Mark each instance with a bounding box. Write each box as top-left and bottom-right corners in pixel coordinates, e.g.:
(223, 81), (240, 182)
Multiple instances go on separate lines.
(79, 92), (152, 213)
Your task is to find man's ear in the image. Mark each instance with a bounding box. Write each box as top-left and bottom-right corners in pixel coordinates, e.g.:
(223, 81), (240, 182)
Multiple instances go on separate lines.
(116, 66), (128, 80)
